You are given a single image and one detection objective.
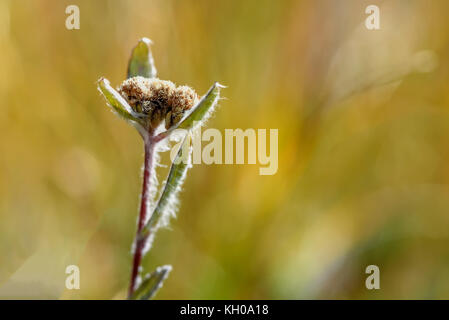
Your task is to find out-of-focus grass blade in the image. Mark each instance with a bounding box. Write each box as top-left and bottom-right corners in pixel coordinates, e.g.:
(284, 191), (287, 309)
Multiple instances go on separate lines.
(127, 37), (157, 79)
(141, 134), (192, 238)
(130, 265), (172, 300)
(97, 77), (144, 124)
(176, 82), (224, 130)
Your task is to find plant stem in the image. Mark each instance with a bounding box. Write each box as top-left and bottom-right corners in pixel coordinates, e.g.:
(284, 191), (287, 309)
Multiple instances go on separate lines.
(128, 138), (156, 298)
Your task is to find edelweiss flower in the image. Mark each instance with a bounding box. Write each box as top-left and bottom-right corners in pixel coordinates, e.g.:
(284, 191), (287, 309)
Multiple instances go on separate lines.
(96, 37), (224, 300)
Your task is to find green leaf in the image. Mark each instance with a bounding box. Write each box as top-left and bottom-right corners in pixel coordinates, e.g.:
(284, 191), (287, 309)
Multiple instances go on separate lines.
(176, 82), (225, 130)
(97, 77), (144, 123)
(141, 134), (192, 238)
(130, 265), (172, 300)
(127, 37), (157, 79)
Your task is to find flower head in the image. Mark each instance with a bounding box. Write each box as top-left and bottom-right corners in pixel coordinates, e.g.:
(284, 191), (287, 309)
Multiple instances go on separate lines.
(118, 76), (199, 129)
(97, 38), (224, 139)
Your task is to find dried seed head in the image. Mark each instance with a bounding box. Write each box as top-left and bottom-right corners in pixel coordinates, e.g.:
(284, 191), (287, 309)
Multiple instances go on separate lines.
(118, 76), (199, 129)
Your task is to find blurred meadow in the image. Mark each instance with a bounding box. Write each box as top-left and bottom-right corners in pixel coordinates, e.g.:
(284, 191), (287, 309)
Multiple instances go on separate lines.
(1, 0), (449, 299)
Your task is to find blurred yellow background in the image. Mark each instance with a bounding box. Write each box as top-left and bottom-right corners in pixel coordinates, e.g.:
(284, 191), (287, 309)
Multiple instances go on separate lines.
(1, 0), (449, 299)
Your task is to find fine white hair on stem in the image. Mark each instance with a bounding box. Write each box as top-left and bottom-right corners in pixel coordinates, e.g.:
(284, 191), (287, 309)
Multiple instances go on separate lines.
(131, 140), (160, 255)
(141, 134), (193, 255)
(147, 144), (160, 220)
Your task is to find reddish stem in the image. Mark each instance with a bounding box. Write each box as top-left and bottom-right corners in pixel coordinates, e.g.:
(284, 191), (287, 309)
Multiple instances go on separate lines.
(128, 139), (155, 298)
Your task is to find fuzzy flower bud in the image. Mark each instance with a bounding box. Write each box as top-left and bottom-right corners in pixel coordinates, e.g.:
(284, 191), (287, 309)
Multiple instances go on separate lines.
(118, 76), (199, 129)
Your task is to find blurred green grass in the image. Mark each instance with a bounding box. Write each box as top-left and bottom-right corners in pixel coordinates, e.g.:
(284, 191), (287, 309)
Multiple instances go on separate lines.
(1, 0), (449, 299)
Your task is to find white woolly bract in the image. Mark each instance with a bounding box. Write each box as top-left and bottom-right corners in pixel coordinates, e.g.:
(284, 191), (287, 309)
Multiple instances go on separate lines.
(183, 82), (225, 132)
(157, 141), (192, 230)
(134, 275), (142, 291)
(139, 265), (172, 299)
(142, 233), (155, 255)
(192, 96), (221, 131)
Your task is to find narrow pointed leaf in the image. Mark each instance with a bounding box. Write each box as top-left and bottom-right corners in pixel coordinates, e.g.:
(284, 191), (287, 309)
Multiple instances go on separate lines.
(141, 134), (192, 238)
(176, 82), (224, 130)
(97, 77), (144, 123)
(127, 37), (157, 79)
(131, 265), (172, 300)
